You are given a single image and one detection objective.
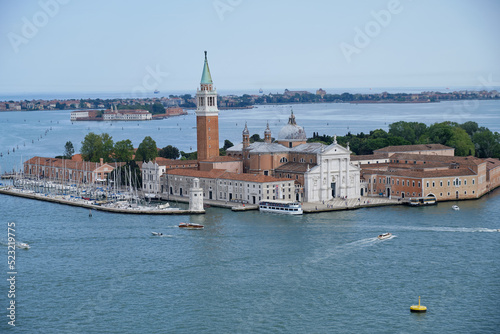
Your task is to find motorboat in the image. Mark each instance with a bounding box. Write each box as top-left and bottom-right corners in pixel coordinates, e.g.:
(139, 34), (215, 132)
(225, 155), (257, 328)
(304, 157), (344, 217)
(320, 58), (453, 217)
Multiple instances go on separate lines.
(179, 223), (204, 229)
(452, 205), (460, 211)
(151, 231), (163, 236)
(16, 242), (30, 249)
(377, 233), (392, 240)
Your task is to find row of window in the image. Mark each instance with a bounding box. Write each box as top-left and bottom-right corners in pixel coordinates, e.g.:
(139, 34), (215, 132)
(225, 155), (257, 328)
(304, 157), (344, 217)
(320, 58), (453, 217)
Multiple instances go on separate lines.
(371, 177), (474, 188)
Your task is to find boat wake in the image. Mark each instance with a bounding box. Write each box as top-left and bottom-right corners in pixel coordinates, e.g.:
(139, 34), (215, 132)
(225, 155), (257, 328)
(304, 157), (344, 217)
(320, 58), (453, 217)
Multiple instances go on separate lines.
(309, 236), (395, 264)
(376, 226), (500, 233)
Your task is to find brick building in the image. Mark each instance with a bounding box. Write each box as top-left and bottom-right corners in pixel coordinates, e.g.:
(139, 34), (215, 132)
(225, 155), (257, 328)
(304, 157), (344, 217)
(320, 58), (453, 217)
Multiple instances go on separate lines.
(361, 152), (500, 201)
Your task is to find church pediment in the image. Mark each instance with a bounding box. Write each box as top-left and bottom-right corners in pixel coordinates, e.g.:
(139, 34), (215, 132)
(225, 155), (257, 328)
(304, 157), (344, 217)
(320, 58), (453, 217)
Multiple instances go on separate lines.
(321, 143), (351, 156)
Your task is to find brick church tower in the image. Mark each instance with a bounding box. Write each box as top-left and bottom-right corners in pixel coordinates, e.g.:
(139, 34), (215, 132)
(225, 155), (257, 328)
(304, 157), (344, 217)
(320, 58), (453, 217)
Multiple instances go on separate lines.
(196, 51), (219, 161)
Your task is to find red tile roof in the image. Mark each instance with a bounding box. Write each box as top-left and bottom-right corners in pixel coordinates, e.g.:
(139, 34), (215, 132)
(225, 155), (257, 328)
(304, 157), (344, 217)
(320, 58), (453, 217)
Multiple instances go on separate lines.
(390, 153), (485, 166)
(374, 144), (453, 153)
(485, 158), (500, 171)
(165, 169), (292, 183)
(199, 156), (242, 163)
(350, 153), (389, 161)
(362, 168), (476, 178)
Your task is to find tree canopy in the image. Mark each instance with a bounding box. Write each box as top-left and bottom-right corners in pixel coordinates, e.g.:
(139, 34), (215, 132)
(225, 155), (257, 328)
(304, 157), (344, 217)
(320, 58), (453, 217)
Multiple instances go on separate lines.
(113, 139), (134, 162)
(64, 141), (74, 159)
(80, 132), (114, 162)
(309, 121), (500, 158)
(159, 145), (180, 159)
(135, 136), (158, 162)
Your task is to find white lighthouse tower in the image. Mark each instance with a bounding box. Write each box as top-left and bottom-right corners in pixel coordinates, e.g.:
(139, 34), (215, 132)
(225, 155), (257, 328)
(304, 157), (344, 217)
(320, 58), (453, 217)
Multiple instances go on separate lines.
(189, 178), (204, 212)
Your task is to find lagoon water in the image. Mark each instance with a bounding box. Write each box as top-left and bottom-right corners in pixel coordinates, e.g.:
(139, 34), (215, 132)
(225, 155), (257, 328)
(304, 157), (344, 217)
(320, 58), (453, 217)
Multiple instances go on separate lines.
(1, 100), (500, 333)
(1, 100), (500, 172)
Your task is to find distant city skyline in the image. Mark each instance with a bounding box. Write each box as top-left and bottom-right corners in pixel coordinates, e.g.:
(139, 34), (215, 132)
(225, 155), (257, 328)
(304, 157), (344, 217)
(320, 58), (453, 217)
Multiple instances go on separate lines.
(1, 0), (499, 95)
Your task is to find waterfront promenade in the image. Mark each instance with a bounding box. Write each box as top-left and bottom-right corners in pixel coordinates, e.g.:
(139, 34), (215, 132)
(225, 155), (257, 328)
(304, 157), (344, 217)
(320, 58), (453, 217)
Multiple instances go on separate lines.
(161, 193), (402, 213)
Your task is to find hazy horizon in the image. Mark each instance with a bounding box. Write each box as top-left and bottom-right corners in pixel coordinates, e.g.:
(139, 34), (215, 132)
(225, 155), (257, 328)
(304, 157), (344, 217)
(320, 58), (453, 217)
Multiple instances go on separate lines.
(1, 0), (499, 95)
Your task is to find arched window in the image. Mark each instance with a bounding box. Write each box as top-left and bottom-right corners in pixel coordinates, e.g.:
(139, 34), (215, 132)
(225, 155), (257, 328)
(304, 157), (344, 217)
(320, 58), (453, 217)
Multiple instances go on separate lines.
(280, 157), (288, 163)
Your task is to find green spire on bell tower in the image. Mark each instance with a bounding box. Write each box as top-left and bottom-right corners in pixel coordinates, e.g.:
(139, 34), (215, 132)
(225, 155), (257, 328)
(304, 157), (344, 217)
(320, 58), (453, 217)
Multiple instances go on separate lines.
(200, 51), (213, 85)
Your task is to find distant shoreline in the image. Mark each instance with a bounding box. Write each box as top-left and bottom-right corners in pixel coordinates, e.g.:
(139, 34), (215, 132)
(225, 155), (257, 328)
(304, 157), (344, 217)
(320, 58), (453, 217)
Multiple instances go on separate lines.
(348, 100), (438, 104)
(1, 88), (498, 111)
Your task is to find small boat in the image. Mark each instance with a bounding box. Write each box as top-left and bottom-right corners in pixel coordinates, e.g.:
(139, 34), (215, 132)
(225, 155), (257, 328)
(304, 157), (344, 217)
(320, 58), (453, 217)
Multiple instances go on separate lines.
(452, 205), (460, 211)
(154, 89), (159, 94)
(179, 223), (204, 229)
(377, 233), (392, 240)
(16, 242), (30, 249)
(151, 231), (163, 236)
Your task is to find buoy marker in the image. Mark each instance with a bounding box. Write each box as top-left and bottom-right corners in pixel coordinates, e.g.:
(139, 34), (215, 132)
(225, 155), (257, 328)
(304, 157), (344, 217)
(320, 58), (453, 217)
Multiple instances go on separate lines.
(410, 296), (427, 313)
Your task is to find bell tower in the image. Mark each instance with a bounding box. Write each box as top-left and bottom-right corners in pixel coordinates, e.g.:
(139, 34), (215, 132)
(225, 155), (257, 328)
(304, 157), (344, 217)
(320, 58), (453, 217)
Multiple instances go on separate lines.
(264, 121), (272, 143)
(196, 51), (219, 161)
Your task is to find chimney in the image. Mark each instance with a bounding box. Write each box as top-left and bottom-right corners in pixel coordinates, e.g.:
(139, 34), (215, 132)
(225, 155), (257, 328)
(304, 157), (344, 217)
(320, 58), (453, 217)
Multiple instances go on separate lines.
(100, 158), (104, 165)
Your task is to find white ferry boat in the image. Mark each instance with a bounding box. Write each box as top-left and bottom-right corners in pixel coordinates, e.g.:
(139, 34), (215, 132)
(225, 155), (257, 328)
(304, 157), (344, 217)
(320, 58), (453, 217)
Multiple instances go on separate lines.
(408, 195), (437, 206)
(258, 200), (303, 215)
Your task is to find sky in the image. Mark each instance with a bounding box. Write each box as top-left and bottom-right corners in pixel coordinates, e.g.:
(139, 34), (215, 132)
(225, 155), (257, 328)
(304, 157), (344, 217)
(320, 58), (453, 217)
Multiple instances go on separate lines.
(0, 0), (499, 96)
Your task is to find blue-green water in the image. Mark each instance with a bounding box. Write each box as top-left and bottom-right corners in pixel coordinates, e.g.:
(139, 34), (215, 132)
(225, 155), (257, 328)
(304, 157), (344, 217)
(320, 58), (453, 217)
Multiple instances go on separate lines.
(1, 100), (500, 172)
(1, 101), (500, 332)
(1, 191), (499, 333)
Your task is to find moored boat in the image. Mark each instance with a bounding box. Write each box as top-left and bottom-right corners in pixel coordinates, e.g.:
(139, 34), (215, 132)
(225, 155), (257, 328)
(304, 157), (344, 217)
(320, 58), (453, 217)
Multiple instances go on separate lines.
(259, 200), (303, 215)
(408, 196), (437, 206)
(377, 233), (392, 240)
(179, 222), (204, 229)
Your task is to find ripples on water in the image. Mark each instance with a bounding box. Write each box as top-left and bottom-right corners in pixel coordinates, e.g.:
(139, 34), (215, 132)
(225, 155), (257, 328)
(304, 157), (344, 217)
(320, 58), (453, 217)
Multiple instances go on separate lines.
(1, 101), (500, 332)
(1, 100), (500, 171)
(0, 190), (499, 333)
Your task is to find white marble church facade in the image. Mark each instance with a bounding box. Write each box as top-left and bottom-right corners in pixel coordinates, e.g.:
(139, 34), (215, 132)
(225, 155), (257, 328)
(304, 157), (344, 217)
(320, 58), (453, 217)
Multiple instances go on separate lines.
(304, 141), (361, 202)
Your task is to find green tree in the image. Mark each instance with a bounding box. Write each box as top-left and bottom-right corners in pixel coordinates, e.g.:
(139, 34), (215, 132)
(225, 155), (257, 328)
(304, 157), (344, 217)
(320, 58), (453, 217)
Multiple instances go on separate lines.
(389, 121), (427, 144)
(151, 102), (165, 115)
(459, 121), (479, 137)
(427, 122), (455, 144)
(180, 151), (197, 160)
(250, 134), (263, 143)
(223, 139), (234, 150)
(101, 133), (114, 162)
(447, 127), (475, 156)
(64, 141), (74, 159)
(81, 132), (102, 162)
(473, 128), (500, 158)
(113, 139), (134, 162)
(159, 145), (180, 159)
(80, 132), (114, 162)
(135, 136), (158, 162)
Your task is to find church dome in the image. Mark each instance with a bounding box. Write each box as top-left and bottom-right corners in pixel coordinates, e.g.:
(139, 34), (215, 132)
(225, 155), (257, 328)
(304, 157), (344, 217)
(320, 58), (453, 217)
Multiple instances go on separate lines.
(278, 111), (306, 141)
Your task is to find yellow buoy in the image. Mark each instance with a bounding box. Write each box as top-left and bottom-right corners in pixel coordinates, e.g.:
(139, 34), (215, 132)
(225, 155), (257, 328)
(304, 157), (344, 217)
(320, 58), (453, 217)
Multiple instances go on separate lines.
(410, 296), (427, 313)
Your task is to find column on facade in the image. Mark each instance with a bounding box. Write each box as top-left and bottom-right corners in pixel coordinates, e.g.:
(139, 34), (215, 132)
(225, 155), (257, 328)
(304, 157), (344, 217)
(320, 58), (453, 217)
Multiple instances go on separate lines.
(326, 157), (331, 200)
(345, 158), (349, 198)
(338, 157), (343, 197)
(319, 157), (324, 201)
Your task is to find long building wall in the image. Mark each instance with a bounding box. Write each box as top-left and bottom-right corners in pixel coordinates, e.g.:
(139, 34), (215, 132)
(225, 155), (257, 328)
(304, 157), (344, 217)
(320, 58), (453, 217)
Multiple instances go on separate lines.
(164, 174), (295, 204)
